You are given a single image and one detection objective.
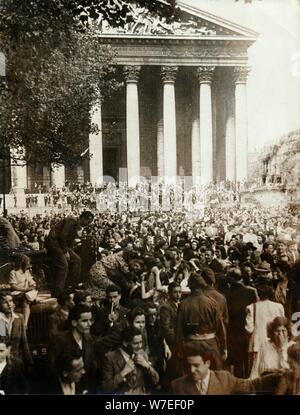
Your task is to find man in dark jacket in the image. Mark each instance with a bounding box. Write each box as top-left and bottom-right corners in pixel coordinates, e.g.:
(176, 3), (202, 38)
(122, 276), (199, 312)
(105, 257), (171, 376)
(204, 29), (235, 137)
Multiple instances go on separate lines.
(45, 211), (94, 297)
(47, 304), (97, 393)
(0, 336), (27, 394)
(34, 350), (87, 395)
(101, 326), (159, 394)
(159, 282), (182, 390)
(171, 341), (282, 395)
(225, 267), (257, 378)
(175, 273), (227, 370)
(91, 285), (128, 356)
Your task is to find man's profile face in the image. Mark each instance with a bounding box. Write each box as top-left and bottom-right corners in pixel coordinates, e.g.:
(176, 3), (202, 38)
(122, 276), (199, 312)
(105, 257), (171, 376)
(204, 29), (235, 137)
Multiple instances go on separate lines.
(65, 357), (85, 384)
(0, 342), (10, 364)
(186, 355), (210, 382)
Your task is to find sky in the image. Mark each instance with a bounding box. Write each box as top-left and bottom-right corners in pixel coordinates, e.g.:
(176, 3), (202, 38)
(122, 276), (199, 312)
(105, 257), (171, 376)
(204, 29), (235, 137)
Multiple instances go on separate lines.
(182, 0), (300, 151)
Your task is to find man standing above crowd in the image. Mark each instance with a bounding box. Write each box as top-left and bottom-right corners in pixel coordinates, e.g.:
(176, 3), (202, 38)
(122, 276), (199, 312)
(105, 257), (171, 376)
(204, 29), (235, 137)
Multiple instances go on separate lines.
(45, 211), (94, 297)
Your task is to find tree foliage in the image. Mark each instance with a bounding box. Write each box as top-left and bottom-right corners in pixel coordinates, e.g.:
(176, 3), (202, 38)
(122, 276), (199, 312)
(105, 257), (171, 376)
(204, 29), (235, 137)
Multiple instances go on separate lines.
(0, 0), (255, 167)
(0, 0), (180, 167)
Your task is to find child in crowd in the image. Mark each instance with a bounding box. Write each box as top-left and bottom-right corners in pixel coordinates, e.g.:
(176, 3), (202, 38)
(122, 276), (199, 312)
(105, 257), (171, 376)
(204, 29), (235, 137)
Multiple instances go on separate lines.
(9, 254), (38, 328)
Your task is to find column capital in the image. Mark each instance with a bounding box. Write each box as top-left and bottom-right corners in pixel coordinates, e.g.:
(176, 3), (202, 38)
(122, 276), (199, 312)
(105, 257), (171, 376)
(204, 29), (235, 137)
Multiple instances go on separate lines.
(124, 65), (141, 83)
(161, 66), (178, 83)
(234, 66), (250, 84)
(197, 66), (215, 84)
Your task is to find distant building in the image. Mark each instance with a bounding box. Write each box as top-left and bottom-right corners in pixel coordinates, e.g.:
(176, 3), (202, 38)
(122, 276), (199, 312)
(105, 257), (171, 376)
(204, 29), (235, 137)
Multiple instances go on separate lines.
(241, 130), (300, 206)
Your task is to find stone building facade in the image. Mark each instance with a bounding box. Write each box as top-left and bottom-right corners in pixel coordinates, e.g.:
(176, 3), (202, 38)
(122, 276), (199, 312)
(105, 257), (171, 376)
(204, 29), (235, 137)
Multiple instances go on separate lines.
(6, 2), (258, 202)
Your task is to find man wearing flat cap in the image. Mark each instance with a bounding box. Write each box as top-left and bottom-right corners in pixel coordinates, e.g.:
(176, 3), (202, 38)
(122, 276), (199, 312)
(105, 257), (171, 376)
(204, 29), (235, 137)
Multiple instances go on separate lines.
(175, 272), (227, 370)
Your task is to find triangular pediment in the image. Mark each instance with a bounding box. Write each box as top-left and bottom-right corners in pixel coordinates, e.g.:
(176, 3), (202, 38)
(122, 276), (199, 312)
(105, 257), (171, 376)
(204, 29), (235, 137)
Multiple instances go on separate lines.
(98, 1), (258, 39)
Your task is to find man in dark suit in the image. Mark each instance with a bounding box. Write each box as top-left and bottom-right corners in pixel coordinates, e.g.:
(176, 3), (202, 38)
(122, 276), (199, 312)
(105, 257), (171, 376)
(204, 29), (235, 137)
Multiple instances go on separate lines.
(35, 350), (87, 394)
(101, 326), (159, 394)
(160, 282), (182, 348)
(225, 267), (257, 377)
(204, 248), (224, 274)
(47, 304), (97, 393)
(171, 341), (281, 395)
(91, 285), (128, 355)
(0, 336), (27, 394)
(48, 291), (75, 338)
(159, 282), (182, 390)
(45, 211), (94, 296)
(0, 292), (32, 370)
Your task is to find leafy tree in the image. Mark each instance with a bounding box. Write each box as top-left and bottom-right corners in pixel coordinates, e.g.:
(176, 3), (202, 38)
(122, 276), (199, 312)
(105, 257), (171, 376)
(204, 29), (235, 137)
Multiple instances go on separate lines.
(0, 0), (256, 167)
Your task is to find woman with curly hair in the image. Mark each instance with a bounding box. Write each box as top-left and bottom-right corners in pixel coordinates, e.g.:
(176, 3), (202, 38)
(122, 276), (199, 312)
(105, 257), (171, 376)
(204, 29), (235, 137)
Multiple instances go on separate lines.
(250, 316), (295, 379)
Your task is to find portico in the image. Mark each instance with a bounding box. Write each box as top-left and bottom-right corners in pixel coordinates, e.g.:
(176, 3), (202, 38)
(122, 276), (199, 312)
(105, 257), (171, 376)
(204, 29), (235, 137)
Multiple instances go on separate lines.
(88, 2), (256, 186)
(9, 1), (257, 197)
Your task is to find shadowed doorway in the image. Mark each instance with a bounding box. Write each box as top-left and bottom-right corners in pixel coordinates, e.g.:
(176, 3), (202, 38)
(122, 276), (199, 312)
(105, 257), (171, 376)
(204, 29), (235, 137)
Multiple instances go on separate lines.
(103, 147), (119, 181)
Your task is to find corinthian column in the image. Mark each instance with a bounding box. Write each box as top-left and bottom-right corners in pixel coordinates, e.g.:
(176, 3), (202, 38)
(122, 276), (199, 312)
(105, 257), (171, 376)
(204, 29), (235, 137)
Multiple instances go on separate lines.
(234, 66), (249, 183)
(197, 66), (215, 185)
(157, 85), (164, 178)
(191, 80), (200, 186)
(225, 79), (236, 182)
(161, 66), (178, 182)
(89, 97), (103, 186)
(124, 65), (141, 187)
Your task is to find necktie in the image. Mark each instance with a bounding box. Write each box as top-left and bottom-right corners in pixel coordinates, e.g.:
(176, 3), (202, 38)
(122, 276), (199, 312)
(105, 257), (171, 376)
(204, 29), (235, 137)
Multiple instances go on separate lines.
(197, 380), (205, 395)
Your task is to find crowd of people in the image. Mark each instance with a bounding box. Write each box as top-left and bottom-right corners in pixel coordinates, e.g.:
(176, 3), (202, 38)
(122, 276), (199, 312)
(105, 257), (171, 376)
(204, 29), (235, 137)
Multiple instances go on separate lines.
(25, 182), (98, 211)
(0, 193), (300, 395)
(14, 181), (242, 213)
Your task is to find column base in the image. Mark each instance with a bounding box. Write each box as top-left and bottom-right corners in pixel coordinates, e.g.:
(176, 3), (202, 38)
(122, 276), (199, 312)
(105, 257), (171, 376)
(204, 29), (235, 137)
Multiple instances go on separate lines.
(13, 189), (26, 208)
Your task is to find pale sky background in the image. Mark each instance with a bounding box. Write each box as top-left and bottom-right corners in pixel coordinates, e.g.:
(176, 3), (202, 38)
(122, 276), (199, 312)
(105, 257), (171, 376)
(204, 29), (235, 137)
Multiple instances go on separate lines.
(182, 0), (300, 151)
